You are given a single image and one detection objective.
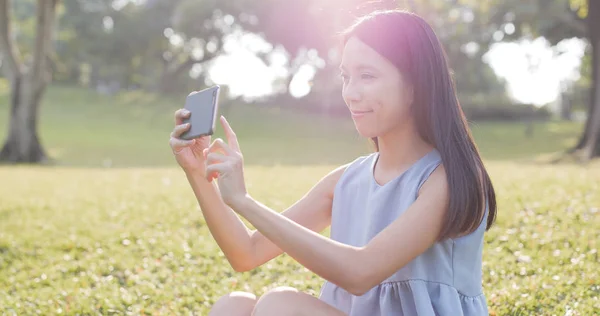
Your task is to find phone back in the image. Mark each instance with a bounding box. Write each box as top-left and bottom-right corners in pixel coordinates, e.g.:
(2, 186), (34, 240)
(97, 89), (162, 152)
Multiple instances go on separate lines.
(180, 86), (220, 140)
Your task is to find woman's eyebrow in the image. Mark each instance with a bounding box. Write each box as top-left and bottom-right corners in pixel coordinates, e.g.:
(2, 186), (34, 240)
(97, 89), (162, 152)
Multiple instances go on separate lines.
(339, 64), (377, 72)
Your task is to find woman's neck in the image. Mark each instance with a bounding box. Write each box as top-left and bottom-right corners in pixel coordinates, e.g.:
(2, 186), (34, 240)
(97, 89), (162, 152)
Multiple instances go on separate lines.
(375, 123), (433, 173)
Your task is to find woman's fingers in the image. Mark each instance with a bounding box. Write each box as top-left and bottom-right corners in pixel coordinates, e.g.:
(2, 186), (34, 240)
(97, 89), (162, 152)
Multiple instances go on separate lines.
(208, 138), (237, 157)
(171, 122), (191, 138)
(220, 116), (241, 153)
(207, 172), (218, 182)
(174, 109), (191, 125)
(205, 152), (233, 180)
(169, 136), (195, 151)
(170, 110), (193, 151)
(206, 152), (231, 164)
(205, 162), (230, 181)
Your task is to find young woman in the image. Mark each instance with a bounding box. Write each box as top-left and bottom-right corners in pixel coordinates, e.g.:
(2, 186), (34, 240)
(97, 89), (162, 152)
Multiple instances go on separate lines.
(169, 9), (497, 316)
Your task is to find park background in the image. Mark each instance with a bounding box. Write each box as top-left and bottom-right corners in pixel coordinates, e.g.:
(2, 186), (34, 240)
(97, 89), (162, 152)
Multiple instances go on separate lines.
(0, 0), (599, 315)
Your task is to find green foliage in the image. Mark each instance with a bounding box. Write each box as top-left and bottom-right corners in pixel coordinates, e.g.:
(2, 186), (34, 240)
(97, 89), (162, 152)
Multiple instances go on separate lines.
(482, 0), (588, 44)
(249, 0), (509, 102)
(39, 0), (514, 100)
(50, 0), (256, 92)
(565, 51), (592, 112)
(7, 0), (37, 60)
(570, 0), (589, 19)
(6, 0), (594, 102)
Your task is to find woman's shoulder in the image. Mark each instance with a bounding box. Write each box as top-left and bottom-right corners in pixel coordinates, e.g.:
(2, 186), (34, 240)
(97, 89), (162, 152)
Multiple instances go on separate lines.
(318, 153), (376, 197)
(336, 153), (376, 176)
(324, 153), (374, 180)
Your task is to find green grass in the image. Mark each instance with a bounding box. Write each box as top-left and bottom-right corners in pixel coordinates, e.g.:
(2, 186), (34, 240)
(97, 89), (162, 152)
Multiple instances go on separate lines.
(0, 84), (586, 167)
(0, 85), (599, 315)
(0, 84), (371, 168)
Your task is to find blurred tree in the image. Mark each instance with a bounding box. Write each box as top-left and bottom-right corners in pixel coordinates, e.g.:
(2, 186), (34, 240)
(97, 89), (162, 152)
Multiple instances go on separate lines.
(246, 0), (400, 112)
(572, 0), (600, 160)
(247, 0), (510, 116)
(566, 51), (592, 115)
(487, 0), (599, 159)
(56, 0), (192, 92)
(56, 0), (255, 95)
(0, 0), (59, 163)
(152, 0), (255, 94)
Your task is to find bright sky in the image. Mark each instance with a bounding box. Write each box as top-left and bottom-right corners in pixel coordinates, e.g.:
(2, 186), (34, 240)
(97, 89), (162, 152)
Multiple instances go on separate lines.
(205, 31), (587, 107)
(484, 37), (587, 105)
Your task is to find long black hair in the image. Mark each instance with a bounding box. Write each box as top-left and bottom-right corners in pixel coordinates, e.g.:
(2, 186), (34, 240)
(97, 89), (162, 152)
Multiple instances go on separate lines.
(341, 10), (497, 241)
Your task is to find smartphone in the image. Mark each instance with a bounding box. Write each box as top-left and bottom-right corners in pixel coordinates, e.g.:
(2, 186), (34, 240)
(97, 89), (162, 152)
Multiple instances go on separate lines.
(180, 85), (220, 140)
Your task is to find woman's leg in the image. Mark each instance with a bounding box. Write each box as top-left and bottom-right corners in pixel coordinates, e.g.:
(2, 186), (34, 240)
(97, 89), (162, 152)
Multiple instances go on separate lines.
(252, 286), (346, 316)
(208, 291), (257, 316)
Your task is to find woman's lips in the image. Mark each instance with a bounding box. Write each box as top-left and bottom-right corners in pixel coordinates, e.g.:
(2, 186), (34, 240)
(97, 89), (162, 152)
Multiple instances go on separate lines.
(350, 109), (373, 118)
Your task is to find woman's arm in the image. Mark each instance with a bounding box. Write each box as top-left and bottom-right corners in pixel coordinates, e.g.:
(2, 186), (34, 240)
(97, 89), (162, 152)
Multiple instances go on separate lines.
(246, 164), (347, 270)
(187, 162), (347, 272)
(188, 116), (347, 272)
(228, 165), (449, 296)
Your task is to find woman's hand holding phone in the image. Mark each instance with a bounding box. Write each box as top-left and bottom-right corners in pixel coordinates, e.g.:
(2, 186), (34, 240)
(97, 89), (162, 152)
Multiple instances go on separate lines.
(169, 108), (211, 175)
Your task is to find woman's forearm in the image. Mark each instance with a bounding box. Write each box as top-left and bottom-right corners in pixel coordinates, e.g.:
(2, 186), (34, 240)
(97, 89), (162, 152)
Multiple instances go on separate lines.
(186, 171), (255, 271)
(231, 196), (363, 294)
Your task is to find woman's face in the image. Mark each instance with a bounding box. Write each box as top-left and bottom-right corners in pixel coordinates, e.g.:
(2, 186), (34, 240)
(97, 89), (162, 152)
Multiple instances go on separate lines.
(339, 36), (413, 138)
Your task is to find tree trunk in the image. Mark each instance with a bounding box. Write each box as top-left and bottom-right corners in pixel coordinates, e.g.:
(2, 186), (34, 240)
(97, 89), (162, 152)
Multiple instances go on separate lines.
(579, 0), (600, 160)
(580, 35), (600, 159)
(0, 76), (48, 163)
(570, 0), (599, 160)
(570, 87), (595, 152)
(560, 91), (572, 120)
(0, 0), (57, 164)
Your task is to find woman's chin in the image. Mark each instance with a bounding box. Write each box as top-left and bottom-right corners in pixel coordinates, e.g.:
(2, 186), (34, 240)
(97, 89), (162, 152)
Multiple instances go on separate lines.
(354, 125), (378, 139)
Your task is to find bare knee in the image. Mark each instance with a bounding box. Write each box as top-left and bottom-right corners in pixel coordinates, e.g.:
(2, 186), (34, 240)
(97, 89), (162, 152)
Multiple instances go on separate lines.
(209, 291), (257, 316)
(252, 286), (299, 316)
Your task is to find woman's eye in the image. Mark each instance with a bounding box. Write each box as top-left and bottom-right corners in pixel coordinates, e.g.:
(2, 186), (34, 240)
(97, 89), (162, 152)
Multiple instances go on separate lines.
(361, 73), (375, 80)
(341, 73), (374, 83)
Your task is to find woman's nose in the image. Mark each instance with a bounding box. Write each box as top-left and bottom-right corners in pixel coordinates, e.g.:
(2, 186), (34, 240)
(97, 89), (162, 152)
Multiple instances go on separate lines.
(342, 81), (362, 104)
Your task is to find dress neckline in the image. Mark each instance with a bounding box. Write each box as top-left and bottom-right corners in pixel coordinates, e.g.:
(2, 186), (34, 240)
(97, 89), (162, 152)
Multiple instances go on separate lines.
(370, 149), (437, 188)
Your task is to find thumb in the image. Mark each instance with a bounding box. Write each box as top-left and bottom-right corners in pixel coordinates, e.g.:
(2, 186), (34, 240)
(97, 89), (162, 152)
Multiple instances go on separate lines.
(203, 148), (208, 159)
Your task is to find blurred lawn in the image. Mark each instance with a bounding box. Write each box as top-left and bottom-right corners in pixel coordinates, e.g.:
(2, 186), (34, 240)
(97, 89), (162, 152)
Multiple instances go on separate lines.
(0, 85), (370, 167)
(0, 85), (599, 315)
(0, 84), (587, 167)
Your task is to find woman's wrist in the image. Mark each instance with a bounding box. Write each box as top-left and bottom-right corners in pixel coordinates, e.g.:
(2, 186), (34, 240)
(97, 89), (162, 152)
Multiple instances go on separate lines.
(227, 192), (253, 211)
(184, 166), (207, 182)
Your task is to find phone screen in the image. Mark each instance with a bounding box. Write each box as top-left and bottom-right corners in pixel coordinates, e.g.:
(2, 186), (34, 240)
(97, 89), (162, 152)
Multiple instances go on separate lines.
(180, 86), (220, 140)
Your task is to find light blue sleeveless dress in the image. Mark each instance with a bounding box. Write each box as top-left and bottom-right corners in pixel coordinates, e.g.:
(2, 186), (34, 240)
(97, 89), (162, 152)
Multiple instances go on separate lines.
(318, 149), (489, 315)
